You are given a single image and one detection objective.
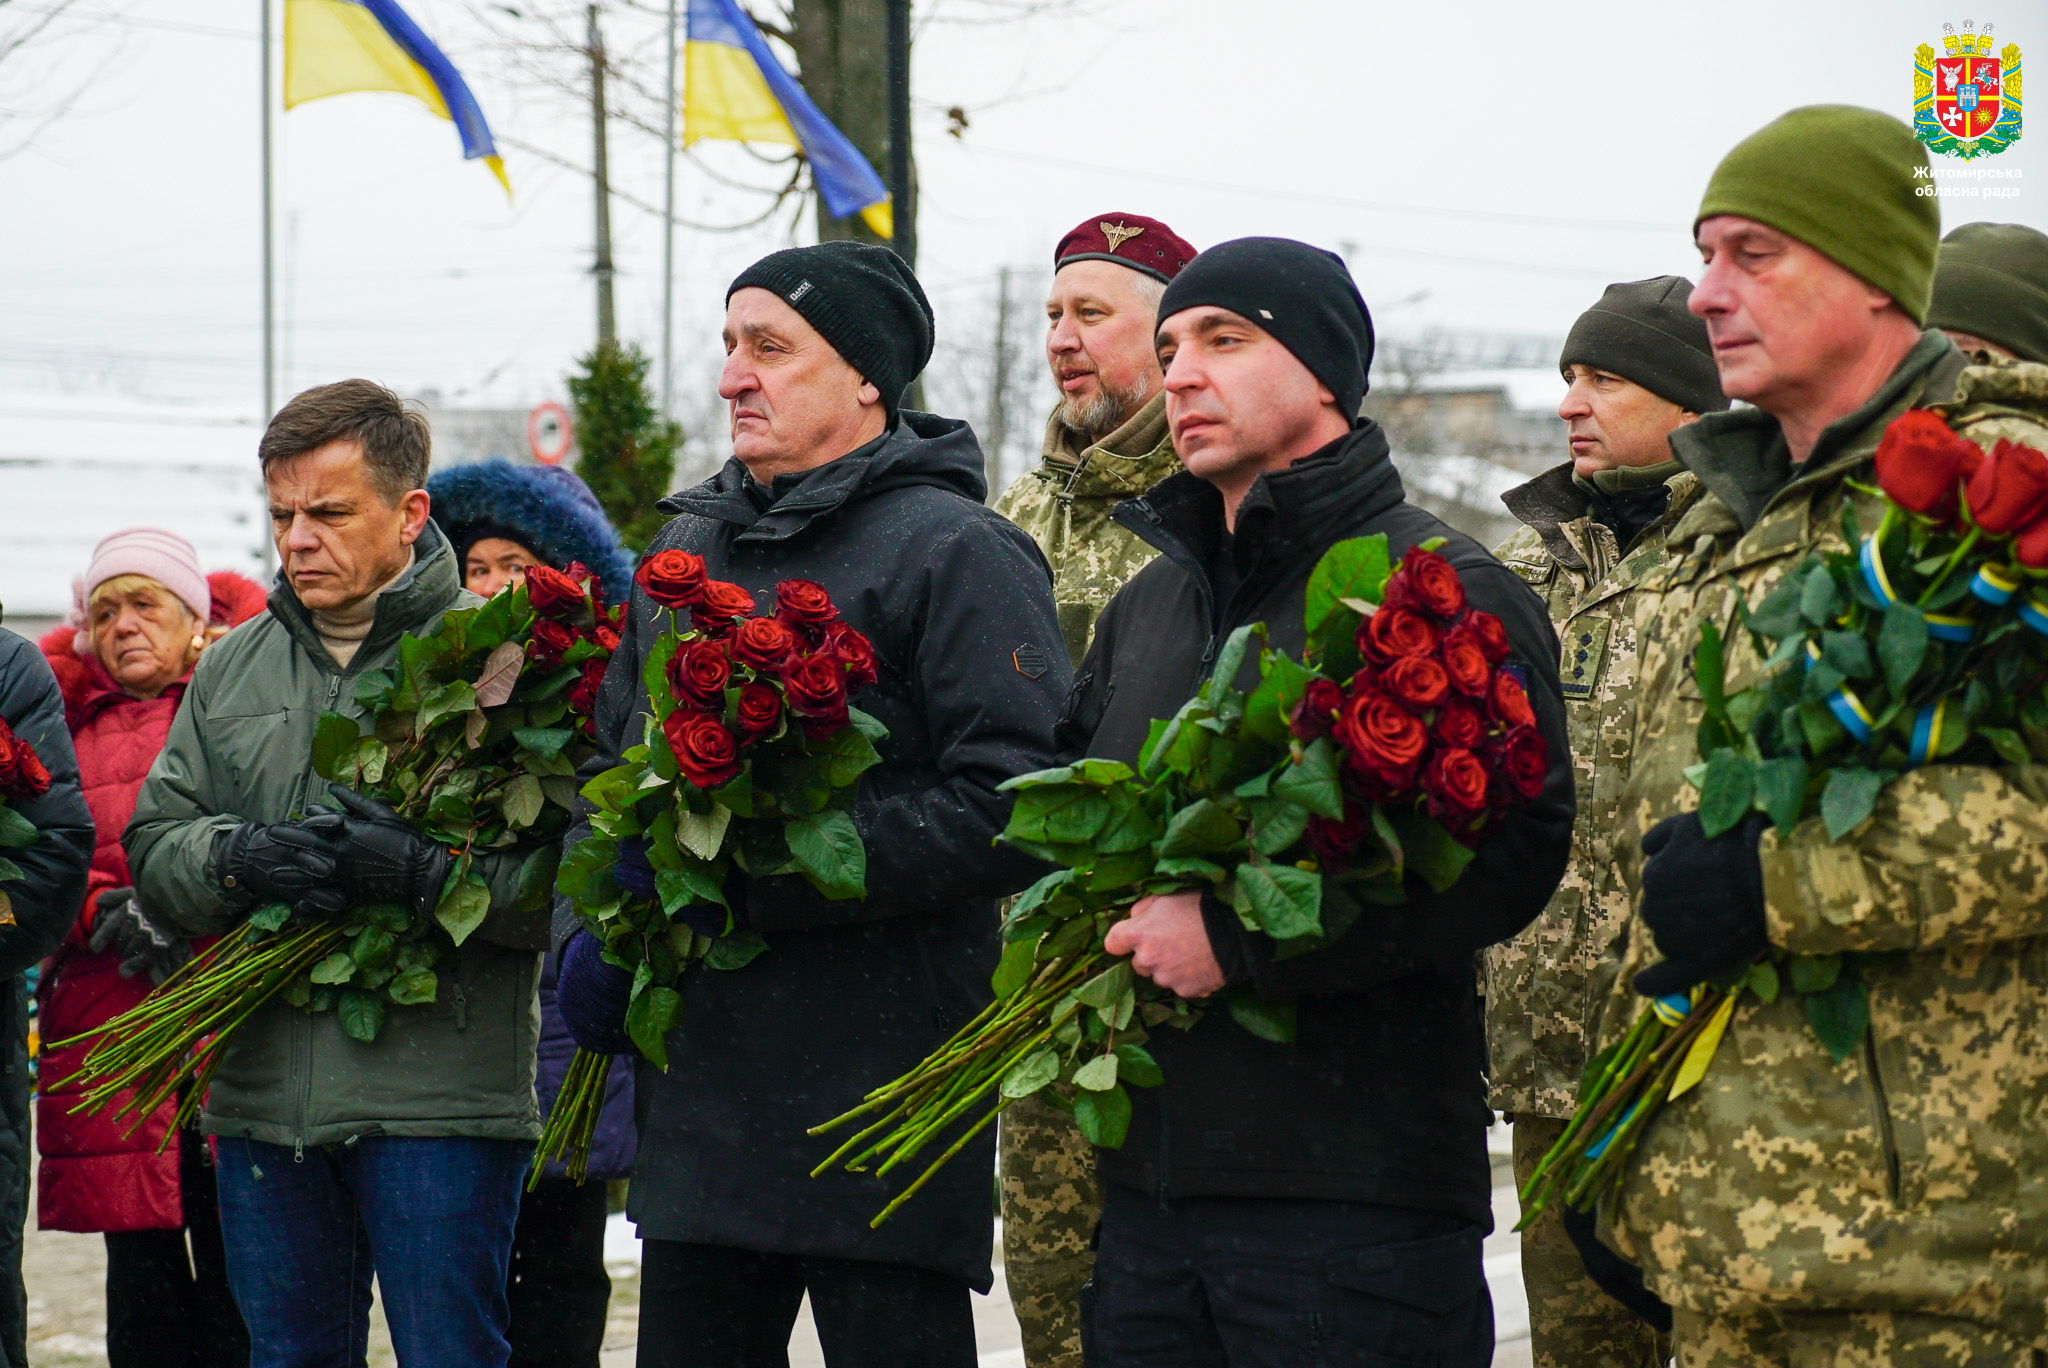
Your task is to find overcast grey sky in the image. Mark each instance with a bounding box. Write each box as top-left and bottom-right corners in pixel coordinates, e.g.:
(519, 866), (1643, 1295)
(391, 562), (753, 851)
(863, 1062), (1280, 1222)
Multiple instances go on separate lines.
(2, 0), (2040, 425)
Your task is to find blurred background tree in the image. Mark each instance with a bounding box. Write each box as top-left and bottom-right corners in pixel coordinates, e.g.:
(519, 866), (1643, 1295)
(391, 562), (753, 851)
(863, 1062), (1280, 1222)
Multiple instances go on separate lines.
(568, 340), (682, 551)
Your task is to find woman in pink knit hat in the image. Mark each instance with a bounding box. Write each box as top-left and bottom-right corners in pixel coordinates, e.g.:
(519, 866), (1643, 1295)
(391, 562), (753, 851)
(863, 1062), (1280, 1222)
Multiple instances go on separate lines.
(36, 528), (265, 1368)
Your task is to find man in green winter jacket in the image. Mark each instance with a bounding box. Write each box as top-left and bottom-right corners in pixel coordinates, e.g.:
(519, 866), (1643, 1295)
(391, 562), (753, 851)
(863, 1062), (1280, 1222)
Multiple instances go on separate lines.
(1487, 276), (1725, 1368)
(127, 380), (549, 1367)
(990, 210), (1193, 1368)
(1600, 106), (2048, 1366)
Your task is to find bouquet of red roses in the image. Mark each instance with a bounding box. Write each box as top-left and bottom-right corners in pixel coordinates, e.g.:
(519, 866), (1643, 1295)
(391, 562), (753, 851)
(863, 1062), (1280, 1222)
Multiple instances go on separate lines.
(0, 715), (54, 924)
(537, 550), (887, 1180)
(811, 535), (1549, 1224)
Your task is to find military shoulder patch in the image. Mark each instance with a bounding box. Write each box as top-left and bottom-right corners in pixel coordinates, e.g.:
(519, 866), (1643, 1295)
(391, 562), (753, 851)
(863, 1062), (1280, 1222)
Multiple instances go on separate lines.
(1560, 618), (1611, 701)
(1012, 645), (1048, 679)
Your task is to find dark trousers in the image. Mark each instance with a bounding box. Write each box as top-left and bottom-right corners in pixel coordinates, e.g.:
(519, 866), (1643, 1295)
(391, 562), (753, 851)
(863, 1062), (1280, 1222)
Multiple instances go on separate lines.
(104, 1129), (250, 1368)
(1082, 1184), (1493, 1368)
(507, 1177), (612, 1368)
(636, 1239), (976, 1368)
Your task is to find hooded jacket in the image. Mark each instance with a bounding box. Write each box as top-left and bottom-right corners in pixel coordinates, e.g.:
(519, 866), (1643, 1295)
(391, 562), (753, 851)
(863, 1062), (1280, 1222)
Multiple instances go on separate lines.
(427, 459), (638, 602)
(556, 412), (1069, 1290)
(125, 523), (547, 1150)
(1060, 422), (1574, 1225)
(36, 572), (265, 1233)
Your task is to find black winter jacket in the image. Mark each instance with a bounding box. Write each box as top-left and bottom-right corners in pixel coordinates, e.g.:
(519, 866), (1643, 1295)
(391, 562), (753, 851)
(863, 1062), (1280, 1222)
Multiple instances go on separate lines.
(0, 625), (93, 1368)
(1062, 424), (1574, 1226)
(556, 414), (1069, 1290)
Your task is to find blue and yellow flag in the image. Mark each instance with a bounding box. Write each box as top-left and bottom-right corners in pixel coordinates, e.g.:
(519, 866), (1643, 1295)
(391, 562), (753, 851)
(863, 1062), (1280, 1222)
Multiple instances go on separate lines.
(684, 0), (891, 237)
(284, 0), (509, 194)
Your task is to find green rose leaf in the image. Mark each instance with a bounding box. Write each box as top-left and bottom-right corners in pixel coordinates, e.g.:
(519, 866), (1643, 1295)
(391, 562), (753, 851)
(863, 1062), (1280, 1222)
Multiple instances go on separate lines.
(1877, 602), (1928, 695)
(810, 723), (883, 790)
(1242, 655), (1324, 745)
(1204, 623), (1261, 704)
(1158, 798), (1241, 858)
(387, 966), (438, 1006)
(501, 773), (544, 830)
(1798, 560), (1839, 627)
(418, 679), (479, 734)
(472, 639), (526, 709)
(657, 866), (727, 913)
(1224, 990), (1296, 1044)
(337, 989), (386, 1044)
(1073, 960), (1134, 1011)
(1000, 1048), (1060, 1100)
(435, 874), (493, 947)
(1111, 1041), (1164, 1088)
(1803, 969), (1869, 1063)
(513, 726), (575, 758)
(1272, 739), (1344, 819)
(309, 950), (356, 985)
(1697, 749), (1756, 839)
(1786, 952), (1842, 995)
(1693, 619), (1727, 717)
(1232, 861), (1322, 940)
(1305, 535), (1391, 638)
(991, 937), (1037, 998)
(248, 903), (292, 933)
(673, 803), (733, 862)
(513, 845), (561, 913)
(1072, 1053), (1119, 1092)
(1384, 809), (1474, 893)
(785, 808), (867, 899)
(703, 930), (769, 971)
(1820, 767), (1883, 841)
(0, 804), (33, 849)
(1751, 756), (1809, 834)
(1742, 958), (1781, 1004)
(1073, 1084), (1132, 1148)
(311, 712), (362, 783)
(626, 986), (684, 1070)
(1248, 798), (1310, 857)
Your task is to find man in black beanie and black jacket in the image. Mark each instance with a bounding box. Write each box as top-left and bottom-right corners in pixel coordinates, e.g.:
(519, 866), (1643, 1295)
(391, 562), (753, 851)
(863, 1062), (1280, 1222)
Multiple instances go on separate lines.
(1485, 276), (1726, 1368)
(555, 240), (1070, 1368)
(1059, 237), (1574, 1366)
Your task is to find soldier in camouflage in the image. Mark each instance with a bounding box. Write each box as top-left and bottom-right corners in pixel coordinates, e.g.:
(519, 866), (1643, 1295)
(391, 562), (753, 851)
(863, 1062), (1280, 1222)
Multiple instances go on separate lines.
(989, 210), (1194, 1368)
(1600, 106), (2048, 1364)
(1488, 274), (1727, 1368)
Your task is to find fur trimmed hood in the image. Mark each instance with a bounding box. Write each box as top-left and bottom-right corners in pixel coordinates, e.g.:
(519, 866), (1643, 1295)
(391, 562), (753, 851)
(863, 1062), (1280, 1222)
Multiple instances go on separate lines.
(426, 460), (636, 601)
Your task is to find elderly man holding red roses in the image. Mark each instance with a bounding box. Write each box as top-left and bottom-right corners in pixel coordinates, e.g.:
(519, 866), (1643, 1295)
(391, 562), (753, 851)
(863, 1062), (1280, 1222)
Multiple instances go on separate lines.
(1055, 237), (1573, 1366)
(553, 241), (1068, 1368)
(1593, 106), (2048, 1365)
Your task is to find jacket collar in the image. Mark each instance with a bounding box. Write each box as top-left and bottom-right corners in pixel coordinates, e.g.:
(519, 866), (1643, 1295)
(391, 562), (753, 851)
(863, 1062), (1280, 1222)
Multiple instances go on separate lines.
(267, 519), (465, 670)
(660, 410), (989, 543)
(1036, 394), (1179, 500)
(1672, 330), (1967, 531)
(1502, 463), (1595, 572)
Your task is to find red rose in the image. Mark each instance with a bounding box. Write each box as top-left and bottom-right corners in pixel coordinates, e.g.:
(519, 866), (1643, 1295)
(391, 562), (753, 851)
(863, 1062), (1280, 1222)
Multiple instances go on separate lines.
(775, 579), (839, 630)
(1289, 677), (1345, 742)
(662, 711), (742, 788)
(1345, 663), (1380, 696)
(1360, 607), (1439, 663)
(1494, 724), (1549, 802)
(1440, 627), (1492, 697)
(1433, 698), (1486, 750)
(1307, 807), (1369, 874)
(1461, 610), (1511, 664)
(636, 550), (708, 610)
(522, 564), (589, 621)
(692, 580), (759, 634)
(669, 638), (732, 706)
(1874, 409), (1984, 523)
(1383, 547), (1466, 619)
(782, 652), (850, 721)
(1423, 748), (1490, 819)
(1490, 670), (1536, 729)
(819, 621), (879, 687)
(733, 681), (783, 740)
(568, 658), (608, 726)
(528, 618), (577, 664)
(1381, 655), (1450, 712)
(592, 625), (621, 654)
(2017, 518), (2048, 569)
(0, 721), (50, 800)
(1333, 689), (1428, 782)
(1964, 438), (2048, 534)
(730, 616), (799, 672)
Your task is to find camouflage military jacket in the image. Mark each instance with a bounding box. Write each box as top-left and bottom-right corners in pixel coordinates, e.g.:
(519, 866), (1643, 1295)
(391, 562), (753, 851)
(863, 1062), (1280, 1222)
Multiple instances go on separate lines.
(992, 395), (1180, 667)
(1600, 333), (2048, 1343)
(1484, 461), (1701, 1117)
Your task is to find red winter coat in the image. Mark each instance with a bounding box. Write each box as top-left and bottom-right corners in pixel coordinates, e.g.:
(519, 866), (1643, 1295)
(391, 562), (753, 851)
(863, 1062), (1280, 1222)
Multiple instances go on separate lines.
(35, 570), (266, 1233)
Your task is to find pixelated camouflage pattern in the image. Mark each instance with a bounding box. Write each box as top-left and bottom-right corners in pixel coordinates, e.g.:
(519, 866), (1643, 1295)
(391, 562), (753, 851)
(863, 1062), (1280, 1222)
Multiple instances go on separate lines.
(1513, 1114), (1672, 1368)
(991, 395), (1181, 669)
(1485, 462), (1703, 1116)
(1671, 1305), (2041, 1368)
(1598, 340), (2048, 1349)
(993, 396), (1177, 1368)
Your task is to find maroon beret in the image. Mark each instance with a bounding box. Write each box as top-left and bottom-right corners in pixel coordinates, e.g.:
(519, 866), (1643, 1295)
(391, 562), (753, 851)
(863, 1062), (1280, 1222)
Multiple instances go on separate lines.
(1054, 212), (1195, 284)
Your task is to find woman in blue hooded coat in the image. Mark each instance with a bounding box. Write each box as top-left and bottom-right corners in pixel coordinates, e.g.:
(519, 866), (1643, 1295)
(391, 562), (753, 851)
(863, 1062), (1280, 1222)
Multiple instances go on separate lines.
(428, 459), (638, 1368)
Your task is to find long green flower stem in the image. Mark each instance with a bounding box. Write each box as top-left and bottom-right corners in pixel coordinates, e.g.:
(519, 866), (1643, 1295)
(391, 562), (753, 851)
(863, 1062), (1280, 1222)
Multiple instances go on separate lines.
(530, 1048), (614, 1189)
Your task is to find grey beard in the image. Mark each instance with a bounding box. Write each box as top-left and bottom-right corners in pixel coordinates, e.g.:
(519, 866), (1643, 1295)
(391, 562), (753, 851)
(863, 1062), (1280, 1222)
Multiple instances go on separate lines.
(1056, 375), (1150, 445)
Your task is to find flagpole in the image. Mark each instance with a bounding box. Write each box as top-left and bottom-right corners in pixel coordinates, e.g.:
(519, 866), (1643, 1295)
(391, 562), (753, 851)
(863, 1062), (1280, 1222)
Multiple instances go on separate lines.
(885, 0), (913, 268)
(661, 0), (677, 418)
(261, 0), (276, 420)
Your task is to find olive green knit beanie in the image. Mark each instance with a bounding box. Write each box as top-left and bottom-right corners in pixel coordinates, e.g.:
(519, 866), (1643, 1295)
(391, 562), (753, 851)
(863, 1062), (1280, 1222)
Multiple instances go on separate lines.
(1928, 222), (2048, 364)
(1696, 105), (1940, 323)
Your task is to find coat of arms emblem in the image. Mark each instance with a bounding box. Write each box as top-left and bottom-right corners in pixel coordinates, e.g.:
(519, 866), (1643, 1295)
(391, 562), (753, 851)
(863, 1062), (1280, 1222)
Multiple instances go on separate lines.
(1915, 21), (2022, 159)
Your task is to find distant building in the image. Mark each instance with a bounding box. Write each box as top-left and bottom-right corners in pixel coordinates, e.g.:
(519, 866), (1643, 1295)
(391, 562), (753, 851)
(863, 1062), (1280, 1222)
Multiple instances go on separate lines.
(1366, 368), (1565, 549)
(410, 391), (558, 471)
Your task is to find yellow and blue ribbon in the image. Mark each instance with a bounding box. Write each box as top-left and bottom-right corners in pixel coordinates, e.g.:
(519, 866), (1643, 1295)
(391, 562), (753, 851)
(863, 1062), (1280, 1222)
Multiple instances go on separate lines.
(1971, 563), (2021, 606)
(1805, 641), (1876, 742)
(1908, 697), (1950, 767)
(1859, 536), (1974, 642)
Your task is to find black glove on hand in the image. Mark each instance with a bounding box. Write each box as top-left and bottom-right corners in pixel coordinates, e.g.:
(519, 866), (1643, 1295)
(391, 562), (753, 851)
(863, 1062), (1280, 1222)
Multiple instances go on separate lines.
(87, 887), (193, 985)
(299, 787), (452, 918)
(216, 821), (347, 920)
(1632, 811), (1770, 998)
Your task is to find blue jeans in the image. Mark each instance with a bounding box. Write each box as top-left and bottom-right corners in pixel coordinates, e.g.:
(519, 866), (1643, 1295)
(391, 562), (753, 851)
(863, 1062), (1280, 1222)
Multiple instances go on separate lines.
(213, 1135), (530, 1368)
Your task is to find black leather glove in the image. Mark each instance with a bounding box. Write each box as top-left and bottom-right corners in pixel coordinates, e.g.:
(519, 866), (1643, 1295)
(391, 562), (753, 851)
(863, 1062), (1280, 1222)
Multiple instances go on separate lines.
(215, 821), (348, 920)
(1633, 811), (1770, 998)
(87, 887), (193, 985)
(298, 787), (452, 918)
(1560, 1202), (1674, 1334)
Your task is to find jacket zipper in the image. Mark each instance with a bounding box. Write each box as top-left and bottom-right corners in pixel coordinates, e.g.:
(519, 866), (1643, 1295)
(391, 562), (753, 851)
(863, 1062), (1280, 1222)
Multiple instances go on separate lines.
(1156, 1102), (1171, 1216)
(1117, 502), (1221, 666)
(288, 671), (345, 1158)
(1861, 1028), (1901, 1203)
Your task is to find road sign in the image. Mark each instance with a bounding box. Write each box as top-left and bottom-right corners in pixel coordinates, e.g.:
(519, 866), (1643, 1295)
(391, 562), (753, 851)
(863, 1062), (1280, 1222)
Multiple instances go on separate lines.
(528, 401), (573, 465)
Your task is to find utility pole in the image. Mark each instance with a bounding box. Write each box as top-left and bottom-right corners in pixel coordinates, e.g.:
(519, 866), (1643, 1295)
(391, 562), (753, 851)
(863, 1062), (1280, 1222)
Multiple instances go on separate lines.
(984, 267), (1013, 486)
(260, 0), (275, 419)
(884, 0), (912, 267)
(660, 0), (678, 414)
(589, 3), (616, 347)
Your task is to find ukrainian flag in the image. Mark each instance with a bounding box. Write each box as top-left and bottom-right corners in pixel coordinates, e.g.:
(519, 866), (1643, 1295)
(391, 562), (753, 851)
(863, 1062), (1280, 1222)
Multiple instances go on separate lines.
(685, 0), (892, 238)
(285, 0), (509, 194)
